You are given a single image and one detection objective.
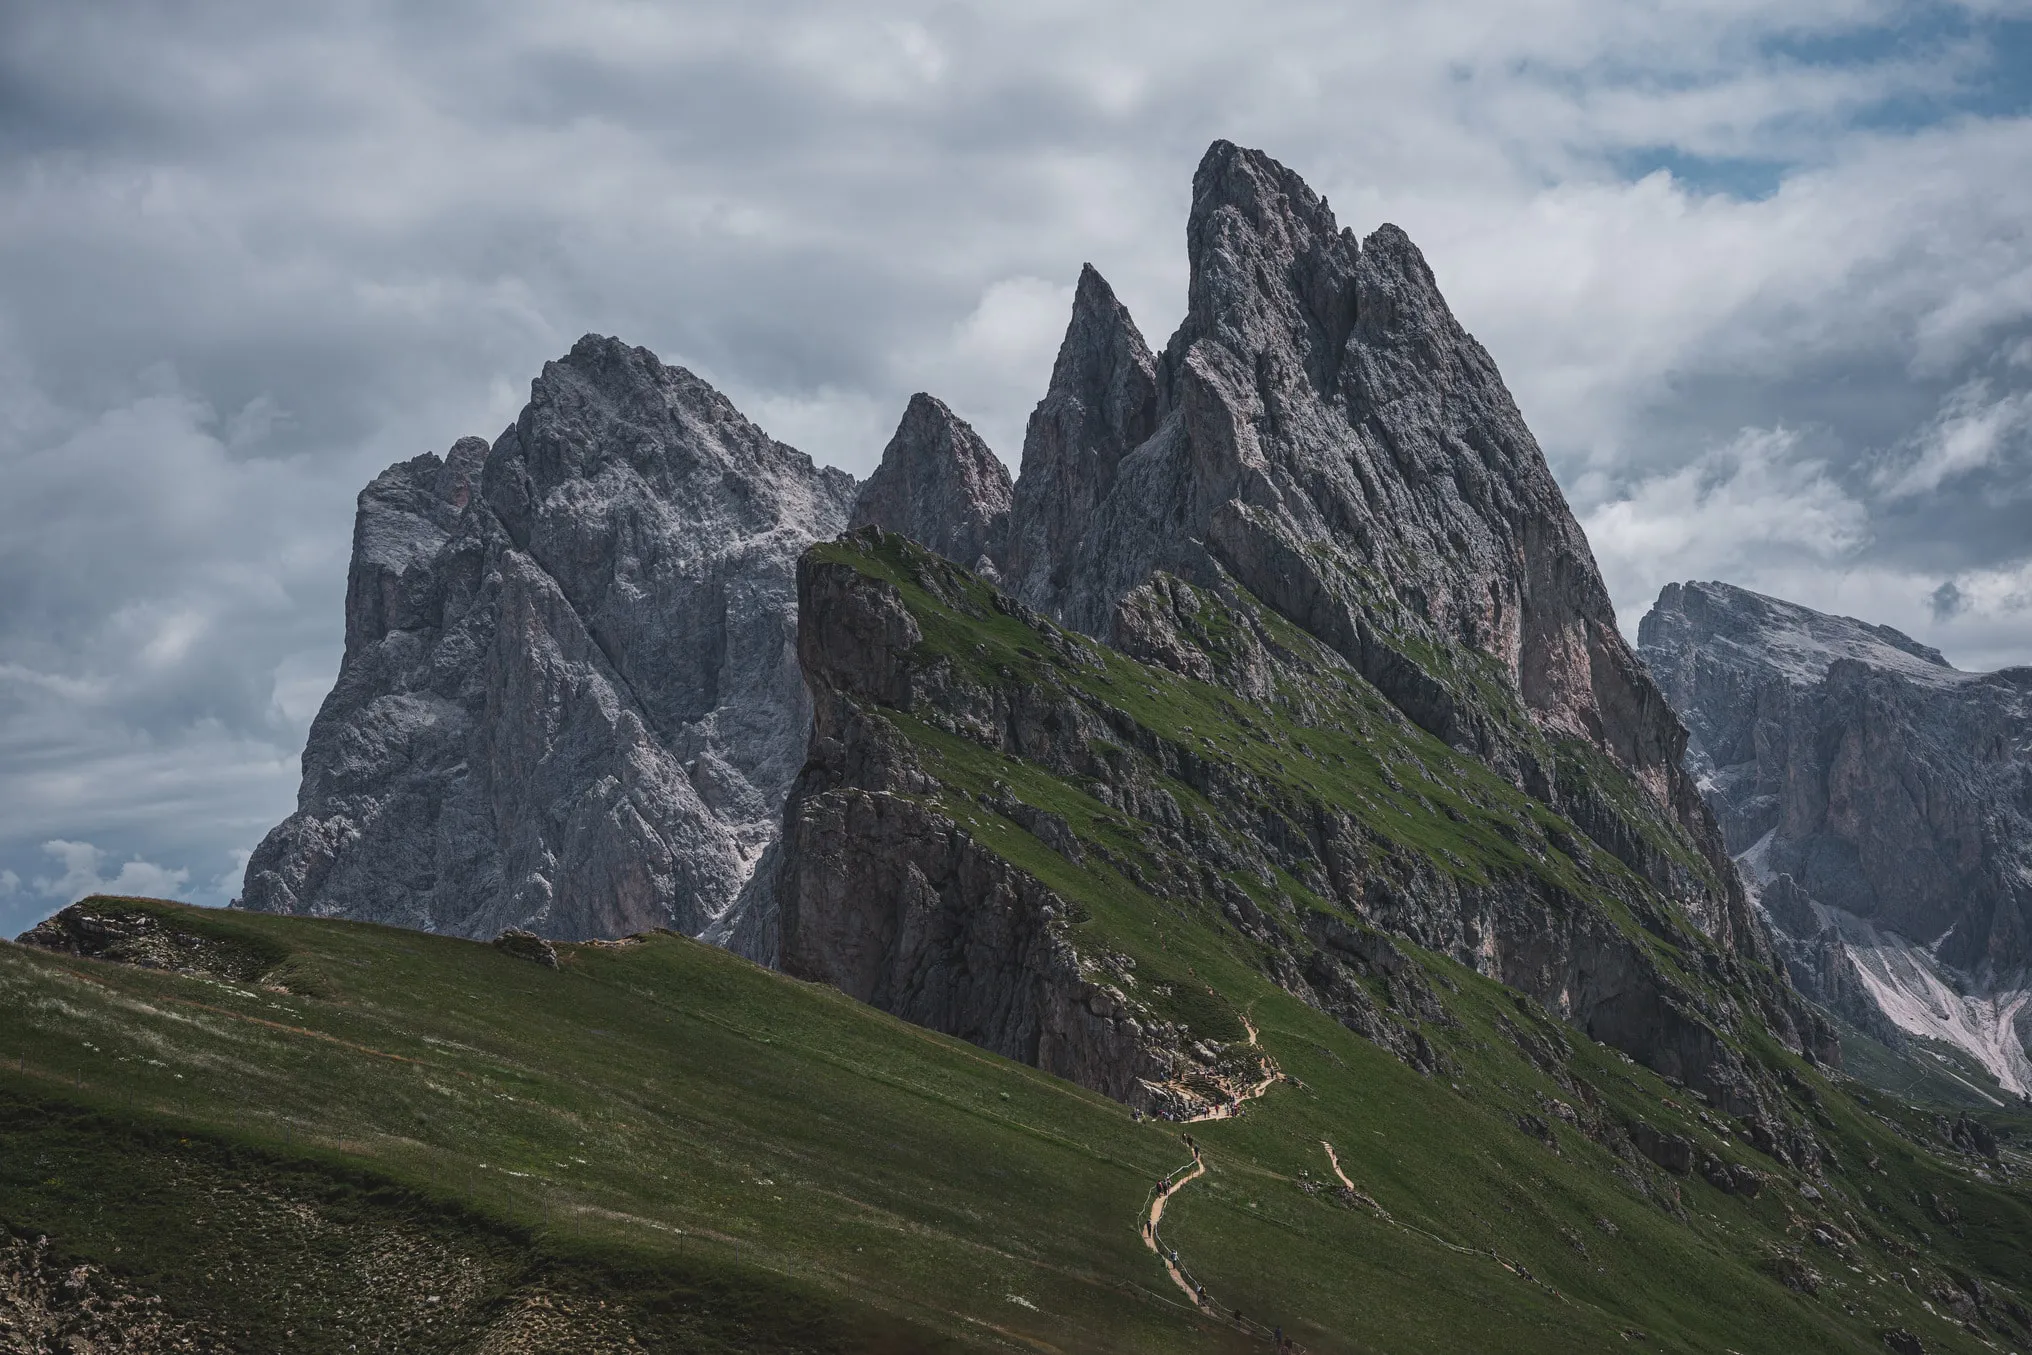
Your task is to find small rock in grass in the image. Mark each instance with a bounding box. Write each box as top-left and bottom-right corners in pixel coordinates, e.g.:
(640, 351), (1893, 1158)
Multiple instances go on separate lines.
(494, 928), (560, 969)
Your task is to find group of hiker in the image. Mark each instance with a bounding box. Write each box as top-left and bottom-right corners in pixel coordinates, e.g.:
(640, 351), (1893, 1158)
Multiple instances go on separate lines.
(1143, 1134), (1296, 1350)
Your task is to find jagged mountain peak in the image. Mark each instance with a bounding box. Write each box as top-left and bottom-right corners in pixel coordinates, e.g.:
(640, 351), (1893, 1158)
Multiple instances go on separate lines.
(1043, 264), (1157, 422)
(1002, 263), (1158, 614)
(243, 336), (855, 941)
(995, 141), (1736, 945)
(493, 334), (851, 537)
(1173, 141), (1360, 398)
(1188, 139), (1345, 258)
(849, 392), (1012, 575)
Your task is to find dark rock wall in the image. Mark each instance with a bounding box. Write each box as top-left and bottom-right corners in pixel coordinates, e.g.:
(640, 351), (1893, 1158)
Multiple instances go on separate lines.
(777, 552), (1203, 1110)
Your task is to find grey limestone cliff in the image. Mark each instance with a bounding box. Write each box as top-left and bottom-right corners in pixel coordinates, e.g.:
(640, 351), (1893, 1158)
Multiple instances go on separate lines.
(241, 335), (855, 940)
(1641, 580), (2032, 1092)
(1000, 141), (1743, 948)
(848, 392), (1012, 576)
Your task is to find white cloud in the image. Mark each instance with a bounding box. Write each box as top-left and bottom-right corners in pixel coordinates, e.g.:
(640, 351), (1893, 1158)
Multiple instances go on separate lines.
(1874, 377), (2032, 498)
(0, 869), (18, 898)
(922, 276), (1078, 460)
(1584, 427), (1870, 617)
(34, 839), (190, 904)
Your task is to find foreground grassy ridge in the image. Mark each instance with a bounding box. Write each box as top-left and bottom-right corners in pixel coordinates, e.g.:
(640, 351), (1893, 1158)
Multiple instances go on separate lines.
(16, 900), (2032, 1355)
(804, 533), (2032, 1352)
(3, 902), (1226, 1353)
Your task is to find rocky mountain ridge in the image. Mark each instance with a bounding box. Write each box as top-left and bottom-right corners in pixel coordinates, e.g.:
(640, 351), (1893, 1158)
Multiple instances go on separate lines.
(999, 147), (1722, 915)
(791, 141), (1754, 956)
(1640, 579), (2032, 1096)
(775, 528), (1831, 1146)
(250, 145), (1806, 1135)
(241, 336), (855, 940)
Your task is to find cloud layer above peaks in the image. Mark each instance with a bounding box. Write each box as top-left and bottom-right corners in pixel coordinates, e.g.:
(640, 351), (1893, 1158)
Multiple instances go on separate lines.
(2, 0), (2030, 930)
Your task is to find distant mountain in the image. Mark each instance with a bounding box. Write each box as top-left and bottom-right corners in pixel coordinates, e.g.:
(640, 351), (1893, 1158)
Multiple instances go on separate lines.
(240, 337), (855, 939)
(1641, 580), (2032, 1098)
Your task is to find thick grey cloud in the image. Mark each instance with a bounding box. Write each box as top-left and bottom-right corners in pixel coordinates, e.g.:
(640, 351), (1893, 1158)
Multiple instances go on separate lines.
(4, 0), (2030, 934)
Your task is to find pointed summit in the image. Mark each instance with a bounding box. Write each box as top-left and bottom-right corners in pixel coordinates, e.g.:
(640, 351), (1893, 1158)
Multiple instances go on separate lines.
(1173, 141), (1361, 395)
(1046, 264), (1159, 434)
(1002, 264), (1157, 614)
(850, 393), (1012, 576)
(995, 141), (1745, 944)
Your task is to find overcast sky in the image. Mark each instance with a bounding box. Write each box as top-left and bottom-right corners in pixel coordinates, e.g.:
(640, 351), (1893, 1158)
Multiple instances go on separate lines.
(3, 1), (2030, 934)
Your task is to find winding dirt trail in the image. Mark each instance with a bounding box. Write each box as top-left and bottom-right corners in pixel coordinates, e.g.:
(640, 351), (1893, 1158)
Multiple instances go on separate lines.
(1136, 1010), (1287, 1317)
(1318, 1139), (1356, 1192)
(1141, 1148), (1206, 1303)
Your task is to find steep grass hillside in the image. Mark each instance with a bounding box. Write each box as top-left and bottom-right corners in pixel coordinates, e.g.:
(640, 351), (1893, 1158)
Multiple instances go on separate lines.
(5, 544), (2030, 1352)
(6, 893), (2028, 1353)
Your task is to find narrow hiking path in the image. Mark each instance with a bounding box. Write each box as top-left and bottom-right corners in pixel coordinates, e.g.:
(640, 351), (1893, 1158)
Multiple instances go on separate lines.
(1141, 1146), (1206, 1304)
(1132, 1010), (1292, 1338)
(1318, 1139), (1359, 1194)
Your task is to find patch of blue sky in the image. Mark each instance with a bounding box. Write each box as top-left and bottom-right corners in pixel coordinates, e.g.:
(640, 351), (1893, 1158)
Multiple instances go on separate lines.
(1607, 147), (1789, 200)
(1760, 3), (2032, 126)
(1603, 7), (2029, 199)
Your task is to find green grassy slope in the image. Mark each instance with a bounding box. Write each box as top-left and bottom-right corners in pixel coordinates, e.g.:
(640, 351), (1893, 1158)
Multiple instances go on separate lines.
(8, 894), (2030, 1353)
(782, 532), (2032, 1352)
(6, 540), (2031, 1352)
(4, 900), (1220, 1352)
